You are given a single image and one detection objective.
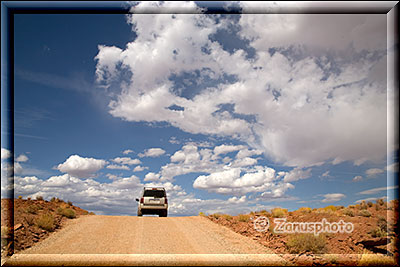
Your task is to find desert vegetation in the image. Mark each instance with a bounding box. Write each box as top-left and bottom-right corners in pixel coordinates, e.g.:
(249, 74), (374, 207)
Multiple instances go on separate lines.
(1, 196), (92, 256)
(205, 199), (398, 265)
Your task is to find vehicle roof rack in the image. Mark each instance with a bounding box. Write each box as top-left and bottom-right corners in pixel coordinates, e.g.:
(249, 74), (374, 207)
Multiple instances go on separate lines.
(144, 186), (165, 190)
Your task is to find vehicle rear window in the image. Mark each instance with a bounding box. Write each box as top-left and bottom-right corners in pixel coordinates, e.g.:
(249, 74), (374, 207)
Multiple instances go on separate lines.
(143, 190), (166, 197)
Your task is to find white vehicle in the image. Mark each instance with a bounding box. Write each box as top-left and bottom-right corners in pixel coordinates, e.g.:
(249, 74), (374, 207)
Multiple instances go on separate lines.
(136, 187), (168, 217)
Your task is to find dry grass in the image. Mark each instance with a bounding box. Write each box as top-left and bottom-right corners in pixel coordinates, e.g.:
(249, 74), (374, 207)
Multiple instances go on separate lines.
(222, 214), (233, 221)
(358, 210), (371, 217)
(377, 216), (387, 232)
(286, 234), (327, 254)
(24, 215), (35, 226)
(342, 208), (355, 217)
(237, 214), (251, 222)
(358, 254), (396, 266)
(36, 213), (56, 231)
(359, 201), (368, 210)
(210, 213), (222, 219)
(1, 226), (10, 238)
(26, 205), (39, 214)
(298, 207), (312, 213)
(369, 227), (387, 238)
(377, 198), (385, 206)
(57, 207), (76, 219)
(321, 205), (337, 213)
(271, 208), (288, 218)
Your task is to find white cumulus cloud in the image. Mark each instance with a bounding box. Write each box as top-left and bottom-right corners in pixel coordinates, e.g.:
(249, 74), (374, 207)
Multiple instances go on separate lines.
(112, 157), (141, 165)
(1, 148), (11, 160)
(122, 149), (134, 155)
(133, 165), (148, 172)
(283, 168), (312, 182)
(95, 6), (388, 169)
(139, 148), (166, 158)
(193, 166), (292, 196)
(57, 155), (107, 178)
(16, 154), (29, 162)
(144, 172), (161, 182)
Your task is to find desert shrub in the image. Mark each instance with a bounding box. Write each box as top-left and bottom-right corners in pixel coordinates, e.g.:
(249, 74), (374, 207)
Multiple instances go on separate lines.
(348, 205), (356, 209)
(343, 209), (354, 217)
(367, 201), (373, 207)
(211, 213), (221, 219)
(36, 195), (44, 201)
(50, 197), (56, 202)
(377, 216), (387, 232)
(1, 226), (10, 238)
(369, 227), (387, 238)
(375, 203), (380, 211)
(221, 214), (233, 221)
(377, 198), (385, 206)
(271, 208), (288, 218)
(199, 212), (206, 216)
(67, 201), (73, 206)
(359, 201), (368, 210)
(27, 197), (31, 201)
(24, 215), (35, 226)
(18, 196), (22, 199)
(63, 209), (76, 219)
(237, 214), (251, 222)
(358, 210), (371, 217)
(36, 213), (55, 231)
(88, 212), (95, 215)
(286, 234), (327, 254)
(57, 207), (76, 219)
(249, 211), (255, 216)
(336, 205), (345, 210)
(259, 209), (268, 214)
(322, 205), (337, 213)
(26, 205), (39, 214)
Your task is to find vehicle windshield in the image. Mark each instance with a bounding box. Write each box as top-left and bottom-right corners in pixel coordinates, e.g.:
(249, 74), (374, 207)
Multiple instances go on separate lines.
(143, 190), (166, 198)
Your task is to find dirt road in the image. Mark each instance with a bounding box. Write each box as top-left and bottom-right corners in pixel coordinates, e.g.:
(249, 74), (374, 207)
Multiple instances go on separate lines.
(19, 215), (274, 254)
(5, 215), (286, 266)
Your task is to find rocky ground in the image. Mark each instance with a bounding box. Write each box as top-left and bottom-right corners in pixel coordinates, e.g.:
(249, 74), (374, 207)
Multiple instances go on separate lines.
(206, 199), (398, 266)
(1, 197), (92, 257)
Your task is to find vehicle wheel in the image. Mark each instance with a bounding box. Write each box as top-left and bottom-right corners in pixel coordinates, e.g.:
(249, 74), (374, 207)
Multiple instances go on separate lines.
(160, 210), (167, 217)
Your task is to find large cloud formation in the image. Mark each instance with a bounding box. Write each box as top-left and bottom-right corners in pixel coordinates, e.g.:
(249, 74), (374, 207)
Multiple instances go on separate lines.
(95, 2), (388, 168)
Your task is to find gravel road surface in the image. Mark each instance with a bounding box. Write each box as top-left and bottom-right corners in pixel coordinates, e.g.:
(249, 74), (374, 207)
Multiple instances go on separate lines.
(19, 215), (275, 254)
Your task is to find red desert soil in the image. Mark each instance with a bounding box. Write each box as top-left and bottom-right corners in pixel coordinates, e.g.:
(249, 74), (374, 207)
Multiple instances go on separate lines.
(206, 200), (398, 266)
(1, 197), (92, 257)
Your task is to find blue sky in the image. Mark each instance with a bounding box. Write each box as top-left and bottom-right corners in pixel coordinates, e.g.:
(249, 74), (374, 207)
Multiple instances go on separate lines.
(1, 2), (398, 216)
